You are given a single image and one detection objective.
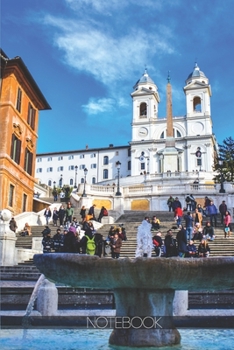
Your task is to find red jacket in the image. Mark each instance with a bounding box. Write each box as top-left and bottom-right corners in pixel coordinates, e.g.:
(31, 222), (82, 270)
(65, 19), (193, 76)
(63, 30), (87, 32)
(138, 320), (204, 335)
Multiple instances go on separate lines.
(175, 207), (183, 217)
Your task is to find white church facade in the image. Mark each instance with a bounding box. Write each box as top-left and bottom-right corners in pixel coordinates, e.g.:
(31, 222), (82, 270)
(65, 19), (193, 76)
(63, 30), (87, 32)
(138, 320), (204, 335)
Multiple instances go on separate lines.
(36, 64), (218, 189)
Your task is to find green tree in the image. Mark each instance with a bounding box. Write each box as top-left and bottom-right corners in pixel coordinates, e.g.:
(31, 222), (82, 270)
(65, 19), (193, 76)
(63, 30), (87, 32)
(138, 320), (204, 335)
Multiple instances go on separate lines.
(214, 136), (234, 183)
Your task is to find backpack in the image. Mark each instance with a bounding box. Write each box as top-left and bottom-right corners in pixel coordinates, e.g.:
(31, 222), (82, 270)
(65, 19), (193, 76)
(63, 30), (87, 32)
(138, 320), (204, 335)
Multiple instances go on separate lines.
(86, 236), (96, 255)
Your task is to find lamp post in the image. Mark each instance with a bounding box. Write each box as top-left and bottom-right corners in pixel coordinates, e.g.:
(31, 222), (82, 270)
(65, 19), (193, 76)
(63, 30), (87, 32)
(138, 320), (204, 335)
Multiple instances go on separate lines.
(82, 168), (88, 197)
(74, 165), (78, 189)
(59, 174), (63, 188)
(218, 159), (225, 193)
(115, 161), (122, 196)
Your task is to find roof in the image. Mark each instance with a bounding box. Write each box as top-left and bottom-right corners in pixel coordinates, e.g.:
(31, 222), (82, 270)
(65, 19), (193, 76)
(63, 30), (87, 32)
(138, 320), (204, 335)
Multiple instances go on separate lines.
(186, 63), (207, 81)
(0, 48), (51, 110)
(134, 68), (155, 88)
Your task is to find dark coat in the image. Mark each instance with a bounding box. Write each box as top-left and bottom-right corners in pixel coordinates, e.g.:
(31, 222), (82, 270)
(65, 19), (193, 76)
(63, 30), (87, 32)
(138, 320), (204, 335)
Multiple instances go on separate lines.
(176, 228), (187, 253)
(63, 231), (77, 253)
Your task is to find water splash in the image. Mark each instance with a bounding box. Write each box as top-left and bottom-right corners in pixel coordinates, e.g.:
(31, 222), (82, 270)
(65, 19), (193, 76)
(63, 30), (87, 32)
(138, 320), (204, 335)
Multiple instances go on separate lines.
(22, 274), (46, 328)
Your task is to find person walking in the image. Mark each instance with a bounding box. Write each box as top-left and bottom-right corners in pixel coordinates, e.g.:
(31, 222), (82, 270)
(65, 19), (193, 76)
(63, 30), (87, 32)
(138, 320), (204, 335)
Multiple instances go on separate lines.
(167, 196), (174, 212)
(184, 212), (194, 241)
(206, 201), (218, 227)
(9, 217), (18, 233)
(176, 225), (187, 258)
(44, 206), (52, 225)
(219, 200), (227, 225)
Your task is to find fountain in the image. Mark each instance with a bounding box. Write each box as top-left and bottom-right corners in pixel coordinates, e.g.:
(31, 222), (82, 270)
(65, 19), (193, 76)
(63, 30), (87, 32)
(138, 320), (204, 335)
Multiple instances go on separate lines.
(34, 254), (234, 348)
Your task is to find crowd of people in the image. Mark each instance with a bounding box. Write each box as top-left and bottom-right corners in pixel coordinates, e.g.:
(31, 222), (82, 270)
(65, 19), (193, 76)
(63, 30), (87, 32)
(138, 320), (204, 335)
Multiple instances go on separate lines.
(9, 195), (232, 259)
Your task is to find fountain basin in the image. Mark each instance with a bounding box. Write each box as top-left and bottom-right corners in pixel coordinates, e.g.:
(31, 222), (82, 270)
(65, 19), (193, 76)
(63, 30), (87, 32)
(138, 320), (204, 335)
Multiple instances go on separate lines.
(34, 254), (234, 347)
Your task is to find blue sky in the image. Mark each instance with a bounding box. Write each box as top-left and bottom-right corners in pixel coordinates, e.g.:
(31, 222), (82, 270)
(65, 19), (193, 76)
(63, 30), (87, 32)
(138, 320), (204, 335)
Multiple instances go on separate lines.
(1, 0), (234, 153)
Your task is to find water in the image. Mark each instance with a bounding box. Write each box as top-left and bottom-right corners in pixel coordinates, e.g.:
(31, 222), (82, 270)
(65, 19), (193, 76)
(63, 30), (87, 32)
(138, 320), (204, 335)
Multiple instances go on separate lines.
(0, 329), (234, 350)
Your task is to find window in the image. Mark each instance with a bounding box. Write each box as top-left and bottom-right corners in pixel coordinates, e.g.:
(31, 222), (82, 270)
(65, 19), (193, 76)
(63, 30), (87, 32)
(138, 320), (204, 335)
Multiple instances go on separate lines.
(10, 134), (21, 164)
(22, 194), (27, 212)
(69, 155), (74, 160)
(92, 177), (96, 184)
(27, 103), (36, 130)
(57, 166), (64, 171)
(37, 168), (42, 173)
(91, 153), (96, 158)
(48, 157), (52, 161)
(69, 165), (75, 170)
(160, 131), (165, 139)
(128, 160), (131, 171)
(16, 87), (22, 112)
(81, 178), (84, 184)
(58, 156), (63, 161)
(115, 151), (119, 156)
(128, 148), (131, 157)
(8, 184), (14, 207)
(91, 164), (97, 169)
(47, 167), (53, 172)
(176, 130), (181, 138)
(37, 158), (42, 162)
(80, 154), (85, 159)
(197, 158), (202, 166)
(70, 179), (74, 185)
(48, 180), (52, 186)
(80, 164), (85, 170)
(141, 162), (145, 170)
(103, 169), (108, 179)
(24, 148), (33, 175)
(193, 96), (201, 112)
(103, 156), (109, 165)
(140, 102), (147, 117)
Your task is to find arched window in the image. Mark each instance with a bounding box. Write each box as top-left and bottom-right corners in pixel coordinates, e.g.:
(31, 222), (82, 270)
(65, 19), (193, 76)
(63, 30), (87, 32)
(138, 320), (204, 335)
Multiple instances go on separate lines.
(193, 96), (201, 112)
(140, 102), (147, 117)
(92, 177), (96, 184)
(160, 131), (165, 139)
(103, 169), (108, 179)
(48, 180), (52, 187)
(70, 179), (73, 185)
(103, 156), (109, 165)
(128, 160), (131, 171)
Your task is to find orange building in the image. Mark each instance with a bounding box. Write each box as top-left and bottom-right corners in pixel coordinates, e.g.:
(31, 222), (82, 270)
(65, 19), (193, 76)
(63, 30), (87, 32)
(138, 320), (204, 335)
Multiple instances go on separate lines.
(0, 49), (51, 215)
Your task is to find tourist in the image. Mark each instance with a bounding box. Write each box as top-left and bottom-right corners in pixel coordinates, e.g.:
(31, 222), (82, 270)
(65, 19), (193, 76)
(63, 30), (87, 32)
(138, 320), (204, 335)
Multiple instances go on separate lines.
(198, 239), (210, 257)
(53, 228), (63, 252)
(185, 240), (197, 258)
(204, 196), (211, 209)
(88, 204), (97, 221)
(206, 201), (218, 227)
(98, 206), (108, 222)
(19, 222), (31, 236)
(41, 225), (51, 238)
(203, 222), (215, 241)
(135, 217), (153, 258)
(185, 194), (192, 211)
(44, 206), (52, 225)
(219, 200), (227, 225)
(193, 208), (203, 227)
(183, 212), (194, 241)
(110, 232), (122, 259)
(176, 225), (187, 258)
(42, 231), (53, 253)
(224, 211), (232, 238)
(52, 188), (58, 202)
(197, 204), (206, 217)
(80, 221), (96, 254)
(172, 197), (182, 213)
(63, 226), (78, 253)
(9, 217), (18, 233)
(94, 232), (105, 257)
(52, 207), (59, 226)
(58, 205), (66, 227)
(192, 223), (203, 242)
(151, 216), (160, 231)
(152, 232), (163, 257)
(65, 203), (74, 224)
(174, 207), (183, 227)
(164, 229), (177, 257)
(167, 196), (174, 212)
(80, 205), (86, 222)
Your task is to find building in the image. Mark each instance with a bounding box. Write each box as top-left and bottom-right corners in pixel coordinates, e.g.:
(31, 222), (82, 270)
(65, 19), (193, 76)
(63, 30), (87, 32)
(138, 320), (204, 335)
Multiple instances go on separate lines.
(0, 49), (51, 215)
(35, 64), (218, 189)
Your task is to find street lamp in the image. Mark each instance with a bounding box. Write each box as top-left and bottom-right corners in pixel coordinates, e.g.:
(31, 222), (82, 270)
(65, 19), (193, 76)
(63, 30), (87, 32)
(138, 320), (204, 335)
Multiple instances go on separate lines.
(115, 161), (122, 196)
(218, 159), (226, 193)
(82, 168), (88, 197)
(59, 174), (63, 188)
(74, 165), (78, 189)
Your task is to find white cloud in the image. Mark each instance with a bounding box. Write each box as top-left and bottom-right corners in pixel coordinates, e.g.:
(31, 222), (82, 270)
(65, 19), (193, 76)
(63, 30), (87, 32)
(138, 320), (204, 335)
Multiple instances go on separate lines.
(43, 15), (175, 86)
(82, 97), (115, 115)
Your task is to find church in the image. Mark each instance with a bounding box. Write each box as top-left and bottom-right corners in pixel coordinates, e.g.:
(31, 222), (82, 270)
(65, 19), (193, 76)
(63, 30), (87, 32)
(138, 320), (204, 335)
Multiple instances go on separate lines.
(36, 63), (218, 188)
